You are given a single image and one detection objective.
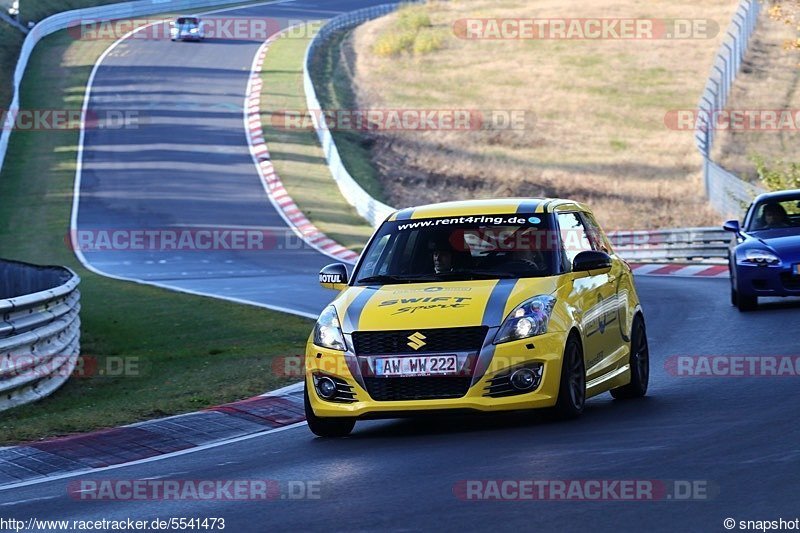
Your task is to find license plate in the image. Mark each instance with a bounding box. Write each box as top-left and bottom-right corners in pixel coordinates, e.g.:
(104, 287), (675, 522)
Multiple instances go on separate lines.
(374, 355), (458, 377)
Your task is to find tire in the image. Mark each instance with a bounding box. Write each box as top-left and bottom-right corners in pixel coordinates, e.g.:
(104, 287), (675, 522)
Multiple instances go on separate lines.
(730, 263), (757, 311)
(735, 289), (757, 312)
(610, 316), (649, 399)
(553, 334), (586, 419)
(304, 385), (355, 438)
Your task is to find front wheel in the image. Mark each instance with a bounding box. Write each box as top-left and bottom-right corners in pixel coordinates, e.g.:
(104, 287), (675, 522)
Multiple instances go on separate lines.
(304, 385), (355, 438)
(552, 335), (585, 419)
(730, 266), (757, 311)
(611, 316), (649, 399)
(734, 288), (757, 312)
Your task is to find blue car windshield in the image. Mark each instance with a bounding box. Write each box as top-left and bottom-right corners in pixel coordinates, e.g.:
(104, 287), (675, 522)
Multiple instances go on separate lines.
(747, 197), (800, 232)
(354, 214), (562, 284)
(176, 18), (199, 27)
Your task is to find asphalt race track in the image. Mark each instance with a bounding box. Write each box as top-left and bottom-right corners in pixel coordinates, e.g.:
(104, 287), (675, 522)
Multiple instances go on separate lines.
(2, 277), (800, 531)
(75, 0), (387, 318)
(10, 0), (799, 531)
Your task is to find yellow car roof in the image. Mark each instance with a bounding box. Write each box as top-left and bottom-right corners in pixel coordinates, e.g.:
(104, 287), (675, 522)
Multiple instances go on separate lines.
(387, 198), (590, 221)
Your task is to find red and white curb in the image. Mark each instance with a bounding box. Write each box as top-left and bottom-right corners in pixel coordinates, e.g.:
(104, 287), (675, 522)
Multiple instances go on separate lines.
(245, 29), (359, 265)
(629, 263), (729, 278)
(244, 31), (732, 277)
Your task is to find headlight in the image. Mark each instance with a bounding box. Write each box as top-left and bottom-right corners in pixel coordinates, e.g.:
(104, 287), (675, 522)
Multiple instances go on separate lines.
(741, 249), (780, 265)
(494, 295), (556, 344)
(313, 305), (346, 351)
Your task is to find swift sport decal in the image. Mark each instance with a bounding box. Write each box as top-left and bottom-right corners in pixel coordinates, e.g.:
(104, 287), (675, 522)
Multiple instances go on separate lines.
(379, 296), (474, 315)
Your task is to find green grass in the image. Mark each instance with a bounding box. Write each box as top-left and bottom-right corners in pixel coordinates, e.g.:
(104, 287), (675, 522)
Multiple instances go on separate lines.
(395, 5), (431, 33)
(0, 19), (25, 109)
(371, 4), (442, 57)
(308, 29), (386, 206)
(22, 0), (128, 23)
(0, 23), (313, 445)
(260, 26), (375, 252)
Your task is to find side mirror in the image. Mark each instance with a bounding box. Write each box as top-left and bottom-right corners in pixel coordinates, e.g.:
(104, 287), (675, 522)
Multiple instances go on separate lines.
(572, 250), (612, 273)
(319, 263), (348, 291)
(723, 219), (740, 233)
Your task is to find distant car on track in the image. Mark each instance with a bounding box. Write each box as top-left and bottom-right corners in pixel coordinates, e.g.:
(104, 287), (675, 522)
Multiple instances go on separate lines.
(724, 189), (800, 311)
(304, 198), (649, 437)
(170, 16), (205, 41)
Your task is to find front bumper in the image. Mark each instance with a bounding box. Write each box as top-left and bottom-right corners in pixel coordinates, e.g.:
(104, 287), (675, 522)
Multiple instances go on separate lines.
(305, 332), (566, 418)
(173, 32), (203, 41)
(735, 263), (800, 297)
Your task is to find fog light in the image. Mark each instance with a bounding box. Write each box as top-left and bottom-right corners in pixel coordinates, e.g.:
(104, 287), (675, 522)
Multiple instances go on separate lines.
(316, 376), (337, 399)
(510, 368), (537, 391)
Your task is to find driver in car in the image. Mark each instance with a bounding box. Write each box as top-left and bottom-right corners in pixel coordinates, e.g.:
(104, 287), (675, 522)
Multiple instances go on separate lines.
(762, 203), (790, 229)
(432, 241), (455, 274)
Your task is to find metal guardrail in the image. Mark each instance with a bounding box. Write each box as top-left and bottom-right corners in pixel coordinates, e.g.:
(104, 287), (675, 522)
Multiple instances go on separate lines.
(303, 4), (738, 263)
(695, 0), (766, 217)
(0, 260), (81, 411)
(304, 3), (416, 227)
(0, 10), (28, 33)
(608, 227), (730, 264)
(0, 0), (265, 175)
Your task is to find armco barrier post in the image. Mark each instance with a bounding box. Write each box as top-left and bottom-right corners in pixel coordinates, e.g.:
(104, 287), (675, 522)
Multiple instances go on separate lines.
(694, 0), (765, 218)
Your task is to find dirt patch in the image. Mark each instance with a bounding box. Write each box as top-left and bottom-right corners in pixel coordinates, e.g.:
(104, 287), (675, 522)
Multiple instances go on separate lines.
(342, 0), (740, 229)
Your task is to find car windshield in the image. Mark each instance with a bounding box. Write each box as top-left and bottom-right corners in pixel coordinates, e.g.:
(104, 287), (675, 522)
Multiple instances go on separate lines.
(747, 196), (800, 232)
(354, 214), (560, 284)
(176, 17), (199, 26)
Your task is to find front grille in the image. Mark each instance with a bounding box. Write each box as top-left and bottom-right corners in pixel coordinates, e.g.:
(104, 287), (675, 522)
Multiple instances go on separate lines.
(363, 377), (472, 401)
(352, 327), (488, 355)
(780, 273), (800, 291)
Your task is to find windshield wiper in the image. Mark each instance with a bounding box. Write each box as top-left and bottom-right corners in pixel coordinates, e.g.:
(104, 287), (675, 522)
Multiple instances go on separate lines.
(433, 270), (518, 280)
(357, 274), (439, 284)
(358, 270), (521, 284)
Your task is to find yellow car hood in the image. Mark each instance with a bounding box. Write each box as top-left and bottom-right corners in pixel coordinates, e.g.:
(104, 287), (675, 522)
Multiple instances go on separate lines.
(333, 278), (560, 333)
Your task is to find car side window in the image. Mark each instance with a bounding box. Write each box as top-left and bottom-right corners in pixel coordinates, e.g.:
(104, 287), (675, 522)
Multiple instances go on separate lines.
(360, 234), (391, 277)
(556, 212), (593, 268)
(580, 212), (613, 254)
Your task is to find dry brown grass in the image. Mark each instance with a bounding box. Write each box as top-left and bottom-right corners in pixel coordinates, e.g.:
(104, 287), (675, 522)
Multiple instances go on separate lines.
(345, 0), (741, 229)
(713, 11), (800, 181)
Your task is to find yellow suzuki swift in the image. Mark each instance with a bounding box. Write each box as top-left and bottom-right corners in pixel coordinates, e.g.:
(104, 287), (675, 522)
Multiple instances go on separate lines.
(305, 199), (648, 437)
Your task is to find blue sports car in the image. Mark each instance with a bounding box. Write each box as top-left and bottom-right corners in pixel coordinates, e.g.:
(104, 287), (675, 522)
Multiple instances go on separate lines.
(724, 189), (800, 311)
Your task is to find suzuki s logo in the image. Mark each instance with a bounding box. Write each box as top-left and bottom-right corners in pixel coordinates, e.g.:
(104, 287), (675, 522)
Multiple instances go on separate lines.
(407, 332), (427, 351)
